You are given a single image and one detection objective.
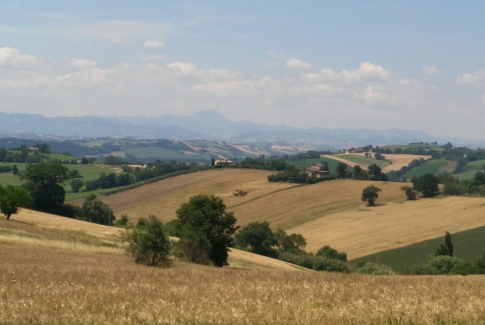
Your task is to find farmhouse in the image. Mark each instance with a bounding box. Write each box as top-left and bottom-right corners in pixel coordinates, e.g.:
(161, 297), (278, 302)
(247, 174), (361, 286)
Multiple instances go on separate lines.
(215, 159), (233, 165)
(304, 163), (331, 179)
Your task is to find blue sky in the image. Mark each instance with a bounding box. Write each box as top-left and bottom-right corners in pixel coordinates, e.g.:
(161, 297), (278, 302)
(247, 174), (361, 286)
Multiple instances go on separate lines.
(1, 1), (484, 138)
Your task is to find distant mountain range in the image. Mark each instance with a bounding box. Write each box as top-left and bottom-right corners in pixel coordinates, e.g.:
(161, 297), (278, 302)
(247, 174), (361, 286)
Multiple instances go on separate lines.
(0, 111), (480, 149)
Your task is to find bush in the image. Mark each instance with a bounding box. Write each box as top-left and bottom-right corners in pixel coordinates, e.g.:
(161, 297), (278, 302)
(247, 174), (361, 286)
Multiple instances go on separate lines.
(316, 245), (347, 261)
(278, 252), (349, 272)
(235, 221), (277, 257)
(353, 262), (395, 275)
(124, 215), (172, 267)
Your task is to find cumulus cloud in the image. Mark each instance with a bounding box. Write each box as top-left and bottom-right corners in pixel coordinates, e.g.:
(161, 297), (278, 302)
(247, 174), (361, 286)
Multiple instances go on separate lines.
(457, 69), (485, 86)
(0, 50), (472, 137)
(285, 58), (313, 69)
(0, 47), (38, 68)
(143, 40), (164, 48)
(422, 66), (441, 75)
(69, 58), (97, 69)
(364, 85), (381, 103)
(320, 62), (389, 81)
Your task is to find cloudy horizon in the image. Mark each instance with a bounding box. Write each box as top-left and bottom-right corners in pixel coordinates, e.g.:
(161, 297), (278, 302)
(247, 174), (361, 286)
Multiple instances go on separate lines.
(1, 1), (484, 139)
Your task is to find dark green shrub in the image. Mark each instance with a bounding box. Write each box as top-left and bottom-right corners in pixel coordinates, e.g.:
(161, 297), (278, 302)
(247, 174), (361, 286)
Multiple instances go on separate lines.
(278, 252), (349, 272)
(124, 215), (171, 267)
(316, 245), (347, 261)
(353, 262), (395, 275)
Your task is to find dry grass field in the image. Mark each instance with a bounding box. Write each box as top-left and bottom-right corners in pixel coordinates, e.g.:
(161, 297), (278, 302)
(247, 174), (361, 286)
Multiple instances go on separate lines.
(68, 168), (485, 260)
(288, 195), (485, 258)
(344, 153), (432, 172)
(2, 197), (485, 324)
(2, 244), (485, 325)
(84, 169), (298, 224)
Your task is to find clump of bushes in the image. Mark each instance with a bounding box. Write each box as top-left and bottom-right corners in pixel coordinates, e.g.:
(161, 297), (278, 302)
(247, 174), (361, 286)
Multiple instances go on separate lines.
(353, 261), (395, 275)
(278, 252), (349, 272)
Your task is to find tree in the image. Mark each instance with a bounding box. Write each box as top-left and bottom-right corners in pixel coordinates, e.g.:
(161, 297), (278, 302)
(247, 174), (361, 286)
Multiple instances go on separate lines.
(34, 143), (51, 154)
(412, 173), (439, 197)
(70, 179), (84, 193)
(273, 228), (307, 254)
(476, 254), (485, 274)
(81, 194), (115, 225)
(352, 165), (363, 179)
(336, 162), (348, 179)
(235, 221), (277, 257)
(435, 231), (453, 257)
(316, 245), (347, 261)
(176, 194), (239, 267)
(104, 155), (123, 165)
(12, 165), (18, 175)
(400, 186), (418, 200)
(0, 185), (32, 220)
(21, 162), (71, 214)
(124, 215), (171, 267)
(361, 185), (381, 206)
(368, 164), (387, 181)
(211, 157), (215, 166)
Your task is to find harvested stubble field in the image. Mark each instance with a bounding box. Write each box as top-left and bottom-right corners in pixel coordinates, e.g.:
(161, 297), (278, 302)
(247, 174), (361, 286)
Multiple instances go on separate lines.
(74, 169), (298, 223)
(341, 153), (433, 172)
(90, 168), (485, 259)
(2, 245), (485, 325)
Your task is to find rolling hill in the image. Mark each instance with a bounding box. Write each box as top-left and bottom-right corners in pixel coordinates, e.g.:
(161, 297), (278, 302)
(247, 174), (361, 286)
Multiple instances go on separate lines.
(70, 168), (485, 260)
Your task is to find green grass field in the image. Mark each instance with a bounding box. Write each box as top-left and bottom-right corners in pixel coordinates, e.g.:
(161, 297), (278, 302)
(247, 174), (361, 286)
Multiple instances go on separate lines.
(352, 225), (485, 271)
(287, 157), (339, 172)
(0, 163), (122, 197)
(338, 154), (391, 169)
(379, 144), (442, 150)
(465, 159), (485, 168)
(402, 159), (447, 179)
(453, 171), (478, 181)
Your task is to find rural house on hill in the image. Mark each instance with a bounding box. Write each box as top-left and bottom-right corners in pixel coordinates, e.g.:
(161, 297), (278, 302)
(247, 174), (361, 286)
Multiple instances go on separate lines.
(304, 163), (331, 179)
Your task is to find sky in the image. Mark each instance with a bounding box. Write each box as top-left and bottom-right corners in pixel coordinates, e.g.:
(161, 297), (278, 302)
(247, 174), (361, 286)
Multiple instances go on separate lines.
(0, 1), (484, 139)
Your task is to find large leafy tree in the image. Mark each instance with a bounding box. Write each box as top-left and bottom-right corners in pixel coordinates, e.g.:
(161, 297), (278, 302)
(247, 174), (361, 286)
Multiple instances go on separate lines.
(21, 162), (71, 213)
(176, 194), (239, 267)
(412, 173), (439, 197)
(235, 221), (277, 257)
(82, 194), (115, 225)
(361, 185), (382, 206)
(0, 185), (32, 220)
(335, 162), (348, 179)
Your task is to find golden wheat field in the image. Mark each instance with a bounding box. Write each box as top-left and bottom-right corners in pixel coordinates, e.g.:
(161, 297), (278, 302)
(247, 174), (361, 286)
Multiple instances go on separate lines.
(74, 169), (485, 259)
(2, 245), (485, 325)
(2, 206), (485, 324)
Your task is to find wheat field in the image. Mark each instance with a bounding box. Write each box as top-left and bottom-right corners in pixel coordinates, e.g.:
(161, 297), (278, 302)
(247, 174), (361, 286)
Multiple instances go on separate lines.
(1, 245), (485, 325)
(68, 169), (485, 259)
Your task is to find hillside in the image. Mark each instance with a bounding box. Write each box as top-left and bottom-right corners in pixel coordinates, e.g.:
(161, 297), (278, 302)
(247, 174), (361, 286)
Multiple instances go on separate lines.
(75, 169), (485, 260)
(0, 208), (297, 271)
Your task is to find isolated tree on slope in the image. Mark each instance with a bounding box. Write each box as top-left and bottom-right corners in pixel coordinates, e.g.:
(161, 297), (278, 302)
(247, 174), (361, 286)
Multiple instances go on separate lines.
(361, 185), (382, 206)
(0, 185), (32, 220)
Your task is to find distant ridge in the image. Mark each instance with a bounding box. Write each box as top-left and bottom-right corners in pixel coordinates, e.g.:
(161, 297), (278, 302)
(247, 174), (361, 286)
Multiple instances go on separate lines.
(0, 110), (478, 149)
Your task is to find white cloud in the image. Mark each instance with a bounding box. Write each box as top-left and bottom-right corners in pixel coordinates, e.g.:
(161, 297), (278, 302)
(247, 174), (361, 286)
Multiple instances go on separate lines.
(480, 94), (485, 104)
(457, 69), (485, 86)
(320, 62), (390, 81)
(285, 58), (313, 69)
(0, 52), (478, 138)
(143, 40), (164, 48)
(364, 85), (381, 103)
(422, 66), (441, 75)
(69, 58), (97, 69)
(0, 47), (38, 68)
